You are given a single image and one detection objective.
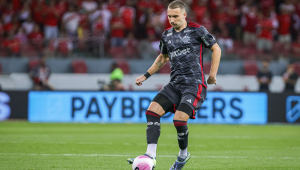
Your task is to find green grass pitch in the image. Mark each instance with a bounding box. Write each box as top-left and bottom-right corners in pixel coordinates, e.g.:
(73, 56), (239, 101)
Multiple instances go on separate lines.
(0, 122), (299, 170)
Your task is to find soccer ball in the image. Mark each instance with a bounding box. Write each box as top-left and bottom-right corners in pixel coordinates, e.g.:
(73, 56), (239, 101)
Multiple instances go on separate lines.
(132, 155), (154, 170)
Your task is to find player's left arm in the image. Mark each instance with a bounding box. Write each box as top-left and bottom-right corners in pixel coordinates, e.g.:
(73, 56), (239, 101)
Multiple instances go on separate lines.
(196, 26), (221, 85)
(207, 43), (221, 85)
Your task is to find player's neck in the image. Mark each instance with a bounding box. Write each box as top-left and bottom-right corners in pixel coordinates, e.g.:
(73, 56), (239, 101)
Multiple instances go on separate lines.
(174, 20), (187, 32)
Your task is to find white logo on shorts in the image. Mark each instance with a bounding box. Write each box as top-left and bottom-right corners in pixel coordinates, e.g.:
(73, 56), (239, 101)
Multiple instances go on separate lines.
(187, 99), (192, 103)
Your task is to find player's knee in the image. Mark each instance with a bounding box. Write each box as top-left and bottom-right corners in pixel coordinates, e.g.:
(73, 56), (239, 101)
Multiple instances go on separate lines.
(174, 103), (193, 121)
(147, 102), (165, 117)
(173, 112), (189, 121)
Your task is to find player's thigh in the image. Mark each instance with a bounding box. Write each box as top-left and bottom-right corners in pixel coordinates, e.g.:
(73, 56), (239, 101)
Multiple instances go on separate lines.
(175, 84), (207, 120)
(148, 93), (174, 117)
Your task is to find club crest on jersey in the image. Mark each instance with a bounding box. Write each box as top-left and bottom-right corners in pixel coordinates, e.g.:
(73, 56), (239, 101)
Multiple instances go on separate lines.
(182, 35), (190, 44)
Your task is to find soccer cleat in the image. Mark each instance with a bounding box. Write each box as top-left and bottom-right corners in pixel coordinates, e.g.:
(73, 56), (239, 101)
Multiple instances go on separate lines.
(169, 152), (191, 170)
(127, 154), (157, 167)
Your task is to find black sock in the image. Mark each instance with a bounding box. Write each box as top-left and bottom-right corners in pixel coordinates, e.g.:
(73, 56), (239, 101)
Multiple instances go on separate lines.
(146, 110), (161, 144)
(173, 120), (188, 149)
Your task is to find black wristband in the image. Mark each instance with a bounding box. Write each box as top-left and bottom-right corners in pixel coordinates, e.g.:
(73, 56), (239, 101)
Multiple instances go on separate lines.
(144, 72), (151, 79)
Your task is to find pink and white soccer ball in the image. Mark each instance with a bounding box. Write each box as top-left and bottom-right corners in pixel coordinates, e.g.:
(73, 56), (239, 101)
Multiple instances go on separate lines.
(132, 155), (154, 170)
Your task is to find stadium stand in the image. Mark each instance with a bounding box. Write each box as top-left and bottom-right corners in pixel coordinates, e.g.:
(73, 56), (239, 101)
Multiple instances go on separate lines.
(244, 62), (258, 76)
(116, 60), (130, 74)
(71, 60), (88, 73)
(0, 0), (298, 76)
(28, 59), (39, 71)
(295, 62), (300, 76)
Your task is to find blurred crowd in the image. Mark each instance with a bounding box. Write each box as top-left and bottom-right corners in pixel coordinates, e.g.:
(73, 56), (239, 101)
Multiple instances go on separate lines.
(0, 0), (300, 60)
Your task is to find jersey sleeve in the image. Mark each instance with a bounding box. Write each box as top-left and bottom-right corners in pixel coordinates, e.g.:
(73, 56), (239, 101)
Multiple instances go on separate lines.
(159, 34), (168, 54)
(196, 26), (217, 49)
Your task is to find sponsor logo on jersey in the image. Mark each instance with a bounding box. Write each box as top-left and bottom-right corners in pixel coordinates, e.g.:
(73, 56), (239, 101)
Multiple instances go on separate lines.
(169, 47), (191, 59)
(201, 36), (210, 46)
(182, 35), (190, 44)
(286, 96), (300, 123)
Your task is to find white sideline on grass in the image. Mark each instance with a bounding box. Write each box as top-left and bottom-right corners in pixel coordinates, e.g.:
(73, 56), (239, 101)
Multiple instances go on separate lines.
(0, 153), (299, 160)
(1, 141), (300, 149)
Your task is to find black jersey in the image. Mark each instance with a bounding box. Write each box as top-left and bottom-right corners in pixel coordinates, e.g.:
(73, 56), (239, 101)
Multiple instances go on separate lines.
(159, 21), (216, 87)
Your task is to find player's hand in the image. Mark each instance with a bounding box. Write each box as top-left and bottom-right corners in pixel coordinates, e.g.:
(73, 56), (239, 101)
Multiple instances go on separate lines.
(207, 76), (217, 85)
(135, 75), (147, 86)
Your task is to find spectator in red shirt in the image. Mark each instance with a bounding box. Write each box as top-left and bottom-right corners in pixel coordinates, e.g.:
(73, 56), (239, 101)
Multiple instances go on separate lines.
(43, 0), (60, 41)
(241, 5), (258, 46)
(89, 2), (112, 35)
(12, 0), (21, 12)
(105, 0), (119, 14)
(123, 31), (138, 58)
(119, 0), (136, 32)
(110, 10), (125, 47)
(32, 0), (46, 29)
(137, 0), (156, 20)
(53, 31), (73, 57)
(3, 15), (19, 34)
(214, 6), (227, 24)
(192, 0), (208, 23)
(62, 4), (81, 38)
(2, 31), (21, 57)
(259, 0), (274, 17)
(225, 0), (240, 40)
(256, 10), (277, 52)
(277, 5), (292, 51)
(28, 24), (44, 54)
(29, 56), (53, 91)
(92, 15), (104, 36)
(56, 0), (69, 19)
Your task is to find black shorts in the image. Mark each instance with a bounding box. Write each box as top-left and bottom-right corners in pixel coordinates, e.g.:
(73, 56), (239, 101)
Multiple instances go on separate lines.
(153, 82), (207, 119)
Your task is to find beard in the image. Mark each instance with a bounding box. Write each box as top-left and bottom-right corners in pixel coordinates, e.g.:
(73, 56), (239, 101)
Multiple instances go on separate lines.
(171, 22), (181, 30)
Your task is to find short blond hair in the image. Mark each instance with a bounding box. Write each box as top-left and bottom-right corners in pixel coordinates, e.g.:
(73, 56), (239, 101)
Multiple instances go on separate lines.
(168, 0), (186, 11)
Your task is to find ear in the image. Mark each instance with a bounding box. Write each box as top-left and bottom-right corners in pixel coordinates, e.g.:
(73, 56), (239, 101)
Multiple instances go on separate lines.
(183, 12), (187, 19)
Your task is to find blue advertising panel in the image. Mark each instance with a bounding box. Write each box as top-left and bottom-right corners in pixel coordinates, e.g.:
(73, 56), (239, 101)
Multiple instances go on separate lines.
(28, 91), (267, 124)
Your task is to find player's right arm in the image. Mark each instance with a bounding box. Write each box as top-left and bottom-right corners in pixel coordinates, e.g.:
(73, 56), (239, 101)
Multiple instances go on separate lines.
(135, 33), (169, 86)
(135, 53), (169, 86)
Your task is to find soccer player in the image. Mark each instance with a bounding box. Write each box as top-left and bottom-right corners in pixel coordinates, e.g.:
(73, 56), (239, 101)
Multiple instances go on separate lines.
(127, 1), (221, 169)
